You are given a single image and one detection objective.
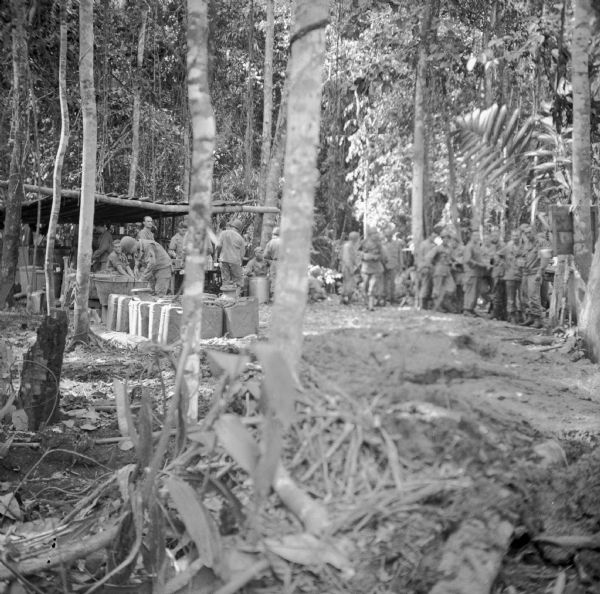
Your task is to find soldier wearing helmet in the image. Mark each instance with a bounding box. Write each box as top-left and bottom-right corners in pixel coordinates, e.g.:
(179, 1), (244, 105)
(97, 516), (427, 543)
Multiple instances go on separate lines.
(216, 218), (245, 290)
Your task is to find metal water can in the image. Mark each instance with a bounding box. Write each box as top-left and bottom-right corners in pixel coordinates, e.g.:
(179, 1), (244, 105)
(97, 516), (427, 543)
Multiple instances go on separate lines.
(248, 276), (270, 304)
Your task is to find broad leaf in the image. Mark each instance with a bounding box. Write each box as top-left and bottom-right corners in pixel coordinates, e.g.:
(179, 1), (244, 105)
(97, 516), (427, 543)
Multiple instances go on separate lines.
(254, 344), (296, 429)
(165, 477), (223, 570)
(214, 414), (259, 473)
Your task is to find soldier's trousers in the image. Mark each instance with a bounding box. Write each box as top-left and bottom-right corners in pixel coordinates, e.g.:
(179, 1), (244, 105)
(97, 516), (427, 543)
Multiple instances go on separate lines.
(462, 274), (480, 312)
(521, 274), (543, 318)
(418, 268), (433, 308)
(491, 279), (506, 320)
(505, 279), (521, 315)
(341, 266), (357, 299)
(383, 268), (398, 302)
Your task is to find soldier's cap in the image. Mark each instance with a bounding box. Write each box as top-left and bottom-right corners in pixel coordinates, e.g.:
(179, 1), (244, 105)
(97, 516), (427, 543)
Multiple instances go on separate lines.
(272, 227), (280, 236)
(440, 228), (454, 238)
(348, 231), (360, 240)
(229, 219), (243, 231)
(120, 236), (138, 254)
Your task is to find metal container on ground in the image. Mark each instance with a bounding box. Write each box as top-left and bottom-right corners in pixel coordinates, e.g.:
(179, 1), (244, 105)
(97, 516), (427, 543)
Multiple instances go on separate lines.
(91, 275), (150, 307)
(248, 276), (270, 304)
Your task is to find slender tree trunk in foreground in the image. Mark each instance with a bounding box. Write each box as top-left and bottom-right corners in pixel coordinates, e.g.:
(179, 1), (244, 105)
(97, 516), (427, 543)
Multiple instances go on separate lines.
(73, 0), (98, 338)
(260, 75), (289, 248)
(128, 5), (148, 198)
(184, 0), (214, 339)
(411, 0), (437, 247)
(571, 0), (593, 283)
(253, 0), (274, 246)
(0, 0), (27, 308)
(269, 0), (328, 371)
(243, 0), (255, 193)
(45, 0), (70, 313)
(575, 0), (599, 358)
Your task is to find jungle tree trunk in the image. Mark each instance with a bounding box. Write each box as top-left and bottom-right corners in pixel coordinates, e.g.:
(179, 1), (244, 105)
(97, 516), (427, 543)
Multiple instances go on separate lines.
(260, 74), (289, 247)
(269, 0), (328, 371)
(571, 0), (593, 282)
(411, 0), (437, 247)
(73, 0), (98, 338)
(184, 0), (214, 340)
(0, 0), (27, 308)
(254, 0), (274, 245)
(444, 115), (461, 241)
(576, 0), (600, 358)
(128, 5), (148, 198)
(243, 0), (255, 193)
(45, 0), (70, 313)
(18, 312), (68, 430)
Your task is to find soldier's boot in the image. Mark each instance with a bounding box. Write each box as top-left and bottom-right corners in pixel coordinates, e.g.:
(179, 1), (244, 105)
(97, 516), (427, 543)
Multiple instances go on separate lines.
(367, 296), (375, 311)
(520, 316), (534, 326)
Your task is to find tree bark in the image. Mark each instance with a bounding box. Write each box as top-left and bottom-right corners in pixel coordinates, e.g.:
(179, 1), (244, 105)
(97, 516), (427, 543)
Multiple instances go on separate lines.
(45, 0), (70, 314)
(243, 0), (256, 193)
(127, 5), (148, 198)
(18, 312), (68, 430)
(411, 0), (437, 247)
(0, 0), (27, 308)
(269, 0), (328, 371)
(253, 0), (274, 246)
(260, 74), (289, 247)
(184, 0), (215, 340)
(571, 0), (593, 282)
(444, 115), (461, 241)
(73, 0), (98, 338)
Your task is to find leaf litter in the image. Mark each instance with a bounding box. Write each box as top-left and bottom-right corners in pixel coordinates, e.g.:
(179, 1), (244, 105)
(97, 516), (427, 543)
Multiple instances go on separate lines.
(0, 306), (599, 593)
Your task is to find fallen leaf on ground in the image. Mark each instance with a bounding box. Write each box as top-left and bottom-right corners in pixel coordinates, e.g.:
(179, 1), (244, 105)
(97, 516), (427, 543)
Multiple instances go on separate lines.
(0, 493), (22, 520)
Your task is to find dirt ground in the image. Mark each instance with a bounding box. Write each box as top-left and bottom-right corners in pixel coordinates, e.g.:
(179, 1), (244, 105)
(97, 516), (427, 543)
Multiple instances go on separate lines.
(1, 299), (599, 593)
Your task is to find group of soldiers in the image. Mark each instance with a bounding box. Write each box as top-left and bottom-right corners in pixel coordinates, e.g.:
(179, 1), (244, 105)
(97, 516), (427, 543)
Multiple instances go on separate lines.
(337, 223), (553, 328)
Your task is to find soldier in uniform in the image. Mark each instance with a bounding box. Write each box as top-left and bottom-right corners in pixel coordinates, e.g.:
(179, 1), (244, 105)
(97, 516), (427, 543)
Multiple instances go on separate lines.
(462, 229), (487, 316)
(426, 229), (457, 312)
(340, 231), (362, 305)
(360, 228), (384, 311)
(381, 228), (404, 304)
(414, 231), (437, 310)
(497, 229), (522, 323)
(488, 229), (506, 320)
(520, 227), (552, 328)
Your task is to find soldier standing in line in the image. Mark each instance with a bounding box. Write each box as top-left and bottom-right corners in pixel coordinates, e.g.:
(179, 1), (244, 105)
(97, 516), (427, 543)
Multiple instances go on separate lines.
(340, 231), (362, 305)
(381, 228), (404, 305)
(462, 229), (487, 316)
(426, 229), (457, 312)
(414, 231), (437, 310)
(360, 228), (384, 311)
(488, 229), (506, 320)
(449, 234), (465, 313)
(497, 229), (522, 323)
(520, 227), (552, 328)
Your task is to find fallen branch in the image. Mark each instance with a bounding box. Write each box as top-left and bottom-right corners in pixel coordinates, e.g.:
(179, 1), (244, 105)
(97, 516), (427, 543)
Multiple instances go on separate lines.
(0, 522), (120, 580)
(533, 533), (600, 550)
